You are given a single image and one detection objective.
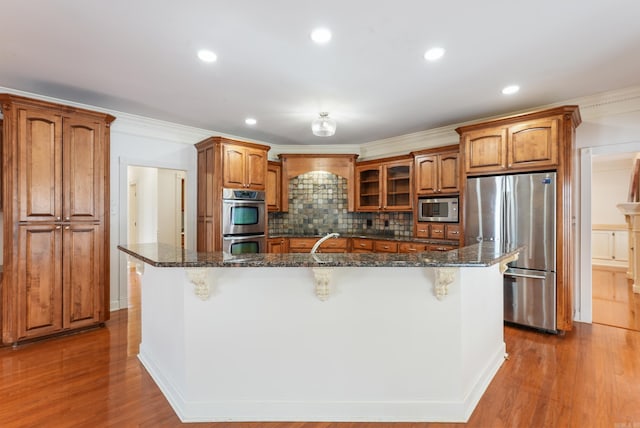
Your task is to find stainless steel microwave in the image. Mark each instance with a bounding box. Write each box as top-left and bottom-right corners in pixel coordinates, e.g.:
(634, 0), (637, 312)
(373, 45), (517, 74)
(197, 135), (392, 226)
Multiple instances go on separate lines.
(417, 197), (459, 222)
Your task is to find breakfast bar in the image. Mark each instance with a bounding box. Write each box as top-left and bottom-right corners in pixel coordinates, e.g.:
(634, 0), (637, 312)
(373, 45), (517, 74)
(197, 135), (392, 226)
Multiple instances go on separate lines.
(118, 242), (519, 423)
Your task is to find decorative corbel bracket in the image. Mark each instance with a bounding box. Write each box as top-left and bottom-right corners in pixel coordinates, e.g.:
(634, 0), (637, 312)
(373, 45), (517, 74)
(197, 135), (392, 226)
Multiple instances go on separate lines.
(312, 267), (333, 301)
(186, 268), (212, 300)
(128, 256), (145, 275)
(499, 253), (519, 274)
(433, 267), (457, 300)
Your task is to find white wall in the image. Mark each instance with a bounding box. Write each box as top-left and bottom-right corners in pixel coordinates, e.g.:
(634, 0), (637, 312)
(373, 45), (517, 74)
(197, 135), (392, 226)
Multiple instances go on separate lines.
(591, 155), (636, 225)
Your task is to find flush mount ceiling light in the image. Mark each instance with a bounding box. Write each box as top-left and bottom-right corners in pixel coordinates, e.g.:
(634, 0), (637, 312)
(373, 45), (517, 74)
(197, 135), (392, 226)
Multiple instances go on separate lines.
(311, 112), (337, 137)
(245, 117), (257, 125)
(424, 47), (445, 61)
(310, 27), (332, 44)
(197, 49), (217, 63)
(502, 84), (520, 95)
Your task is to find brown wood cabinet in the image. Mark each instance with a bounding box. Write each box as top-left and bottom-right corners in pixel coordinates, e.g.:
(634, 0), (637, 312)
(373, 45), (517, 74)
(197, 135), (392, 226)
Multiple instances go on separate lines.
(267, 237), (288, 253)
(460, 117), (559, 174)
(373, 240), (398, 253)
(0, 94), (114, 345)
(398, 242), (428, 253)
(456, 105), (581, 332)
(222, 142), (267, 190)
(289, 237), (348, 253)
(415, 222), (461, 244)
(195, 137), (270, 252)
(413, 145), (459, 195)
(355, 155), (412, 212)
(351, 237), (374, 253)
(267, 161), (281, 212)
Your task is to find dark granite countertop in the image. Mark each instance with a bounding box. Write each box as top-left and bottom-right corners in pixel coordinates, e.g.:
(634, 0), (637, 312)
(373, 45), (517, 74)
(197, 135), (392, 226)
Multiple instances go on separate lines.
(118, 242), (521, 269)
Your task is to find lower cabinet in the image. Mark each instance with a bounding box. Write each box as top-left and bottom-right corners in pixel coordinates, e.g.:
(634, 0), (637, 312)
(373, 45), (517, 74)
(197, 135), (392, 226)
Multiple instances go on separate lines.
(373, 240), (398, 253)
(398, 242), (428, 253)
(289, 237), (348, 253)
(267, 236), (457, 254)
(351, 238), (373, 253)
(267, 237), (289, 253)
(416, 223), (461, 241)
(16, 223), (103, 341)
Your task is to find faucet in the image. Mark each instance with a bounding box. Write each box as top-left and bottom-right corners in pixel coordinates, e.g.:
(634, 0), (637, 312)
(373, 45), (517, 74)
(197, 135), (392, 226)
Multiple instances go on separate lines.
(311, 232), (340, 254)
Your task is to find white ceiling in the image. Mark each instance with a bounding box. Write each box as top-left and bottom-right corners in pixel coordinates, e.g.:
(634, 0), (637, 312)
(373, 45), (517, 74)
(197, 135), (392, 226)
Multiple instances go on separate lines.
(2, 1), (640, 145)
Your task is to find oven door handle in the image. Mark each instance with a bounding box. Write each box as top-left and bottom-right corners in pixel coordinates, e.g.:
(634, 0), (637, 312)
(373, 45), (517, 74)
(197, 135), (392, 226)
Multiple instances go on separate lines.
(223, 234), (266, 240)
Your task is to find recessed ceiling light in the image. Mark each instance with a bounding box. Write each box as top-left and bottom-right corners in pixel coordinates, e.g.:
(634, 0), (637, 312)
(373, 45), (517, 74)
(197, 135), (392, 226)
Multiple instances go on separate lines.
(197, 49), (217, 63)
(502, 85), (520, 95)
(310, 28), (332, 44)
(424, 47), (445, 61)
(245, 118), (257, 125)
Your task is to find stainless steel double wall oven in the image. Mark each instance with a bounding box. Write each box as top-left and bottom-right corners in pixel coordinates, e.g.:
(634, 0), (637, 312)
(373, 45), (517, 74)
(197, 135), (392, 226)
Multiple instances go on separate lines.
(221, 188), (266, 254)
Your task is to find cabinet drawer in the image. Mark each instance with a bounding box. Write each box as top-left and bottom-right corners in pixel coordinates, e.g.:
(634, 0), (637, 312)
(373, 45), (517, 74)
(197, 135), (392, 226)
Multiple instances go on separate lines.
(288, 238), (316, 253)
(351, 238), (374, 252)
(430, 224), (445, 239)
(428, 244), (457, 252)
(318, 238), (348, 253)
(398, 242), (428, 253)
(374, 240), (398, 253)
(445, 224), (461, 240)
(416, 224), (430, 238)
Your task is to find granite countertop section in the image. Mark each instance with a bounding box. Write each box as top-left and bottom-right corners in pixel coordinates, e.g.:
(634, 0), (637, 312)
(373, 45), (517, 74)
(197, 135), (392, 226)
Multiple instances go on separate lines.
(269, 233), (459, 246)
(118, 242), (521, 269)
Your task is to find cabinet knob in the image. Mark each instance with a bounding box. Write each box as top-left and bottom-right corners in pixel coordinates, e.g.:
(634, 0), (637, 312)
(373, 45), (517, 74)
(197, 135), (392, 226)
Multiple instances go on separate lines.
(65, 217), (70, 221)
(65, 226), (70, 230)
(56, 217), (61, 221)
(55, 226), (61, 230)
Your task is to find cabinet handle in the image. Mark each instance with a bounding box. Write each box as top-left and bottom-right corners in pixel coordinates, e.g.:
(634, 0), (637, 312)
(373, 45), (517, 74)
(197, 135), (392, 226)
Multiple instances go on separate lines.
(65, 226), (70, 230)
(65, 217), (70, 221)
(408, 248), (417, 252)
(359, 243), (366, 247)
(450, 231), (459, 235)
(419, 229), (427, 233)
(55, 226), (61, 230)
(56, 217), (61, 221)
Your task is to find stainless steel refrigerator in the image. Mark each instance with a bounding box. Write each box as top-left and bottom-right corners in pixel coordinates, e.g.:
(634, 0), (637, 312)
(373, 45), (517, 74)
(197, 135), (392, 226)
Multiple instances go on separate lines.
(464, 172), (557, 332)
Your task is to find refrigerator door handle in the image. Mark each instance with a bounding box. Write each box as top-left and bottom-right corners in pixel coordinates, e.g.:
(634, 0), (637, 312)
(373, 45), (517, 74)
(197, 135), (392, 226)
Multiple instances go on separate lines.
(504, 272), (547, 280)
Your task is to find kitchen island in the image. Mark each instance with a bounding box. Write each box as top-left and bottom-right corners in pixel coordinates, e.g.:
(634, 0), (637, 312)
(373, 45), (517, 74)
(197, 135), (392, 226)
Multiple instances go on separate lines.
(118, 242), (519, 423)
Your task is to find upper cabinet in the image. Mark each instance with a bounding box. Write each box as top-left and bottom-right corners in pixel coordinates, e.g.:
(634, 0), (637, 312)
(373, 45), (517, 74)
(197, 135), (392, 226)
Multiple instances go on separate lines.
(459, 117), (559, 174)
(222, 142), (267, 190)
(266, 161), (281, 212)
(412, 145), (459, 195)
(355, 155), (412, 211)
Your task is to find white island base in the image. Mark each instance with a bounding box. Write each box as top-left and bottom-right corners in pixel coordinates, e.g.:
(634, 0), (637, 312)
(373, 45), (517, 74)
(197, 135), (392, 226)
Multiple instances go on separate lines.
(136, 264), (506, 423)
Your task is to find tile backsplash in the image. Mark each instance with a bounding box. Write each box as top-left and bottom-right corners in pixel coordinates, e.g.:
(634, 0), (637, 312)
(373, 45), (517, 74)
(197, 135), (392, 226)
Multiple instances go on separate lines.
(268, 171), (413, 237)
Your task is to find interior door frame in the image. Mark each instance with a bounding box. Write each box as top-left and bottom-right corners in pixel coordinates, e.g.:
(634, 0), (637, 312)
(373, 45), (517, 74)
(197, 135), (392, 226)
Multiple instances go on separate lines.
(117, 157), (193, 311)
(578, 141), (640, 323)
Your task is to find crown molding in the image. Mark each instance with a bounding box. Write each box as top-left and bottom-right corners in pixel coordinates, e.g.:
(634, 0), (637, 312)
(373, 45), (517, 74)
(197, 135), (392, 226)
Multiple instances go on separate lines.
(0, 86), (273, 147)
(3, 84), (640, 159)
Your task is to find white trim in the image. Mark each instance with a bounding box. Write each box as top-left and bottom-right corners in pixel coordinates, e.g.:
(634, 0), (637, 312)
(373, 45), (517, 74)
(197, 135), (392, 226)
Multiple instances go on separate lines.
(578, 140), (640, 324)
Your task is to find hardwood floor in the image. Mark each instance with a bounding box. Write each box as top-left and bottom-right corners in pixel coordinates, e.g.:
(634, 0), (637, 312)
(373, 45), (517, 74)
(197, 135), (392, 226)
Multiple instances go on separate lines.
(593, 265), (640, 331)
(1, 278), (640, 427)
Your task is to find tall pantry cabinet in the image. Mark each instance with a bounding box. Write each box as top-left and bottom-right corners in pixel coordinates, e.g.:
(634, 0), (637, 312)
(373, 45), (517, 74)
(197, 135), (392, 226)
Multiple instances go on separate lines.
(0, 94), (115, 345)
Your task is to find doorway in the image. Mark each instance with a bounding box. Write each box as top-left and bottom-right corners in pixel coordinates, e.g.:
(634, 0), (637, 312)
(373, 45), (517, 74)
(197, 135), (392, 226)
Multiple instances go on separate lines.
(127, 166), (186, 248)
(590, 152), (640, 330)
